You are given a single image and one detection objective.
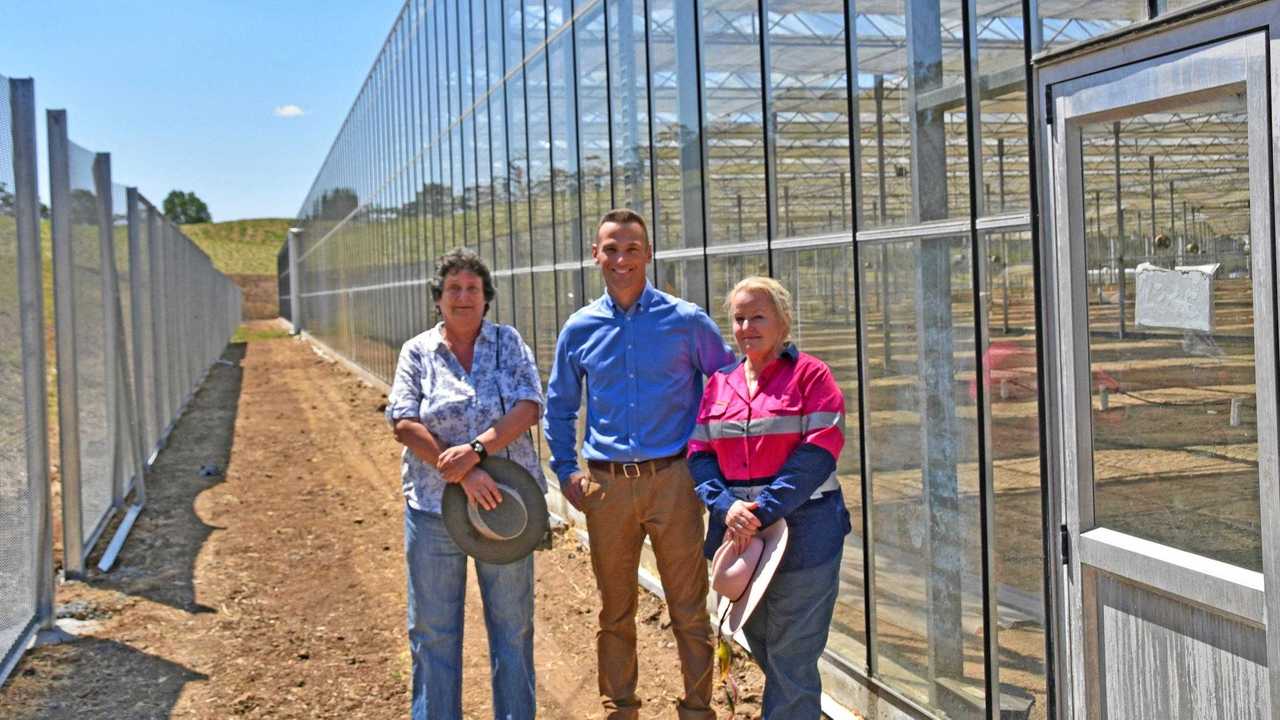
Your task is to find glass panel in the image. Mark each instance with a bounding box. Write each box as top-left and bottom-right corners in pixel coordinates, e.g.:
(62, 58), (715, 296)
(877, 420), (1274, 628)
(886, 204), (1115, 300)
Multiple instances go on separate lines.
(527, 52), (555, 266)
(1037, 0), (1145, 54)
(533, 269), (558, 384)
(706, 252), (768, 342)
(577, 2), (612, 249)
(774, 245), (867, 661)
(447, 0), (469, 249)
(556, 267), (584, 331)
(512, 270), (536, 364)
(549, 20), (582, 265)
(1079, 96), (1261, 571)
(609, 0), (653, 216)
(981, 228), (1047, 716)
(584, 258), (605, 300)
(861, 235), (985, 718)
(701, 0), (767, 247)
(470, 0), (494, 264)
(655, 257), (707, 310)
(771, 2), (851, 239)
(975, 0), (1029, 217)
(854, 0), (970, 228)
(488, 0), (512, 274)
(505, 0), (533, 271)
(649, 0), (703, 251)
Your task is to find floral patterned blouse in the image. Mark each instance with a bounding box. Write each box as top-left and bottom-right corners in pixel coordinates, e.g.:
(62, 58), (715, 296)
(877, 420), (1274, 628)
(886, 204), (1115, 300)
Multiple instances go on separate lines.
(386, 320), (545, 513)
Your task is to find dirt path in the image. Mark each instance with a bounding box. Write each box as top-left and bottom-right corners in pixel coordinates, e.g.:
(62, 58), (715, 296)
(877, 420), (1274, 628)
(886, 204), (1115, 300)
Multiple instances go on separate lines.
(2, 323), (763, 719)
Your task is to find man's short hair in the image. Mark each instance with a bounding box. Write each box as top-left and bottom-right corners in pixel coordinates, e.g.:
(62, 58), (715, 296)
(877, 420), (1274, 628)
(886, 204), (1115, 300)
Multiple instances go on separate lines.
(596, 208), (649, 246)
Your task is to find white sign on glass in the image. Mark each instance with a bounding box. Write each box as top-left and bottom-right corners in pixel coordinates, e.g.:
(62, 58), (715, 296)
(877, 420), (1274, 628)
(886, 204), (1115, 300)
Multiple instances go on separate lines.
(1134, 262), (1220, 333)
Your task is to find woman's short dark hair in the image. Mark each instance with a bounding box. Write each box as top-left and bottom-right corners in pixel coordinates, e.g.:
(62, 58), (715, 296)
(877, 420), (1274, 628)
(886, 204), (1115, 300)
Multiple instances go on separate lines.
(430, 248), (496, 315)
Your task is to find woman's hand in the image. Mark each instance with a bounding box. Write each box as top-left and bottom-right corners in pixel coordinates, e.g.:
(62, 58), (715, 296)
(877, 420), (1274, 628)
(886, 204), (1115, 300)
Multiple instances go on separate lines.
(460, 467), (503, 511)
(437, 443), (480, 483)
(725, 500), (760, 536)
(725, 526), (754, 555)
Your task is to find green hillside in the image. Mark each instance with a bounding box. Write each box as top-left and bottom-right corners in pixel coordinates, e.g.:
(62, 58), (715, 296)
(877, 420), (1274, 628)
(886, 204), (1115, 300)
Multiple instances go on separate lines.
(181, 218), (290, 276)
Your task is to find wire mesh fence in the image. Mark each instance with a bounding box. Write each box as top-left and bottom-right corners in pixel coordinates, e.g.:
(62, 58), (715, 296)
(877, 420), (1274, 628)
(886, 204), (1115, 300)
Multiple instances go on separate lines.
(0, 73), (242, 689)
(0, 74), (51, 690)
(49, 115), (242, 578)
(277, 241), (291, 324)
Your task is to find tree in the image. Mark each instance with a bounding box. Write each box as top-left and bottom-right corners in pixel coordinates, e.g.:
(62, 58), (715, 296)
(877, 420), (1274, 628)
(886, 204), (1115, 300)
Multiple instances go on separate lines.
(163, 190), (212, 224)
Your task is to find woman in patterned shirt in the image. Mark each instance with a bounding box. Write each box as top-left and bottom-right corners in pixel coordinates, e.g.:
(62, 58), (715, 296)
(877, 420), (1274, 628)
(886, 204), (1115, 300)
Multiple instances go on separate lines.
(386, 248), (545, 720)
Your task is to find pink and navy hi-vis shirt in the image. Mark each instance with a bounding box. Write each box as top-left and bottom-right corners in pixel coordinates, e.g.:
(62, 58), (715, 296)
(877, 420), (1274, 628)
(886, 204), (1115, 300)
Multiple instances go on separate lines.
(688, 344), (851, 572)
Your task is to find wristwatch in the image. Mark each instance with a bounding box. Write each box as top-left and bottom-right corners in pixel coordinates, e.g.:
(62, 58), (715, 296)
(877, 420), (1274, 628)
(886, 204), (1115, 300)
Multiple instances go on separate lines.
(469, 438), (488, 461)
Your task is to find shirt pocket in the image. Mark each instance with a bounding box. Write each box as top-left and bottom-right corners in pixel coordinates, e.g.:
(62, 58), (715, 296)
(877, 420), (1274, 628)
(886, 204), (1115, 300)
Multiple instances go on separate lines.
(772, 390), (805, 415)
(702, 400), (732, 441)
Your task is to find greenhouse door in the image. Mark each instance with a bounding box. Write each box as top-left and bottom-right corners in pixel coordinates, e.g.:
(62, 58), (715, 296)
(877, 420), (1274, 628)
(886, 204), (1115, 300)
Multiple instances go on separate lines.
(1041, 13), (1280, 719)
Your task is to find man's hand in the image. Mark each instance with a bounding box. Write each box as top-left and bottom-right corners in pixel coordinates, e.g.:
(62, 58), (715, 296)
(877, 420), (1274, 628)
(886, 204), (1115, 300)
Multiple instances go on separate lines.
(460, 467), (502, 511)
(437, 443), (480, 483)
(725, 500), (760, 536)
(562, 470), (590, 511)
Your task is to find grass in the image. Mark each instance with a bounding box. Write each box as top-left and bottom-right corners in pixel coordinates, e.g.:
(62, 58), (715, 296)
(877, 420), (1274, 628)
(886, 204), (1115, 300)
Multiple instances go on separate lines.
(232, 323), (291, 343)
(180, 218), (290, 276)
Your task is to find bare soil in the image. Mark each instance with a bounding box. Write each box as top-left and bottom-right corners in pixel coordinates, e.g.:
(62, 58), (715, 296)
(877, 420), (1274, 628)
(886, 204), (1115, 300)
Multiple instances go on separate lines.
(1, 321), (766, 719)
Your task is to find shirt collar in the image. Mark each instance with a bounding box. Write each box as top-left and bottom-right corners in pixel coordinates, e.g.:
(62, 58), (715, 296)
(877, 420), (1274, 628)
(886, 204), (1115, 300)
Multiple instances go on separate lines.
(718, 342), (799, 375)
(601, 282), (656, 317)
(422, 320), (495, 352)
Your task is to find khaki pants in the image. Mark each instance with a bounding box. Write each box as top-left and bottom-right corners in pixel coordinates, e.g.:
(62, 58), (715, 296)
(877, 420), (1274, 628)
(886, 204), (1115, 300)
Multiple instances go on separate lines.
(582, 458), (715, 720)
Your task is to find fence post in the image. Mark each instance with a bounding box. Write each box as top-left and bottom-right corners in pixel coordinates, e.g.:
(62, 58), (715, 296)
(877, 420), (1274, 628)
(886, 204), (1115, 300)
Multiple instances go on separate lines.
(48, 109), (85, 577)
(288, 229), (302, 334)
(148, 207), (168, 447)
(12, 78), (54, 627)
(127, 189), (153, 465)
(92, 153), (126, 512)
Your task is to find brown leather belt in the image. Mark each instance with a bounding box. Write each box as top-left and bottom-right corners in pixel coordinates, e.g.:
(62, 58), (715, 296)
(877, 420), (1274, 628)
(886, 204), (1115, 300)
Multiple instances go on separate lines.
(587, 452), (685, 478)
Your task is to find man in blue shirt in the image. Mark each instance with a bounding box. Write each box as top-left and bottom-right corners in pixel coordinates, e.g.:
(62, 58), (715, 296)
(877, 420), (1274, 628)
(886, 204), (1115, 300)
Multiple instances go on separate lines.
(546, 209), (735, 720)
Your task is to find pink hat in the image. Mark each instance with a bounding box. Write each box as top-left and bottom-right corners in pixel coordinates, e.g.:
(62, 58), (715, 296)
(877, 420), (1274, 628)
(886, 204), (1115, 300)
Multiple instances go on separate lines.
(709, 519), (789, 636)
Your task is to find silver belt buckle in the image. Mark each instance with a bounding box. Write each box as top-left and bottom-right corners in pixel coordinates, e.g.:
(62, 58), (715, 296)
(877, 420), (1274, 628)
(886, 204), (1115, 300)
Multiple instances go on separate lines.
(622, 462), (642, 478)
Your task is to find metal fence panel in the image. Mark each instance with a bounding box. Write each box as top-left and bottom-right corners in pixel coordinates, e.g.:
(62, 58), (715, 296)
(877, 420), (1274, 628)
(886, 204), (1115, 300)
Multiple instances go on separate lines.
(277, 242), (291, 323)
(0, 75), (52, 688)
(67, 143), (114, 559)
(128, 191), (155, 463)
(47, 126), (242, 577)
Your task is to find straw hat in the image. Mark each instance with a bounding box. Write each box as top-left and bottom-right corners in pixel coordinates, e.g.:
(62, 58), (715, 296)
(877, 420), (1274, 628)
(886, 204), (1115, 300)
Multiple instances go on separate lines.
(441, 456), (548, 564)
(710, 519), (789, 635)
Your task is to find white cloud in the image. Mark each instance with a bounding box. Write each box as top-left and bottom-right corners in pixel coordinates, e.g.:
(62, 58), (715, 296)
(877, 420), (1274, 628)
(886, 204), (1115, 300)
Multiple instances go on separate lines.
(273, 104), (305, 118)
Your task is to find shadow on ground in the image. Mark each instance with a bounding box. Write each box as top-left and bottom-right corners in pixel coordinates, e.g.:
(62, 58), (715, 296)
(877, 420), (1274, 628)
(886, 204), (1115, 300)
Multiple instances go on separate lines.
(3, 637), (207, 720)
(84, 342), (247, 614)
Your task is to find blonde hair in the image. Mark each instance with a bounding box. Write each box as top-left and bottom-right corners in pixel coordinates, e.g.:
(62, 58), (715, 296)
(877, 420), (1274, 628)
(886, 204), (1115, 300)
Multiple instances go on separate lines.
(724, 276), (793, 340)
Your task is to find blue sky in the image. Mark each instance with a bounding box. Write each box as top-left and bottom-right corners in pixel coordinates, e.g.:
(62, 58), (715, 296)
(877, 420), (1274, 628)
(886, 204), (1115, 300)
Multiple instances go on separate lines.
(1, 1), (405, 220)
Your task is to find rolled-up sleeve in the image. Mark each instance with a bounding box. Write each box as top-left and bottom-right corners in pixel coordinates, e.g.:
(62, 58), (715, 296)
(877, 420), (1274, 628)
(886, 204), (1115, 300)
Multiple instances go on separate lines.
(504, 327), (545, 415)
(386, 340), (425, 426)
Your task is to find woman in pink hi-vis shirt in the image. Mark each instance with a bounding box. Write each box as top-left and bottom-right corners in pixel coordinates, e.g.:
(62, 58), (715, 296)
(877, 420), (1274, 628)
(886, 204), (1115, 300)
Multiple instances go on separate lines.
(687, 276), (850, 720)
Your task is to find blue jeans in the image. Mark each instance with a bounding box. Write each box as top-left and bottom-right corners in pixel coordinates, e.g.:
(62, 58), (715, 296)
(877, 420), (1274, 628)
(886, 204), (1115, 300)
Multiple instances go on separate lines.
(404, 505), (536, 720)
(741, 549), (842, 720)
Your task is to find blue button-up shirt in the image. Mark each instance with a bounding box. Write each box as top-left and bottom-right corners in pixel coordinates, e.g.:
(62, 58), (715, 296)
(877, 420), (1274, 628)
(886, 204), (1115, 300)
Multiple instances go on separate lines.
(386, 320), (546, 513)
(545, 283), (735, 487)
